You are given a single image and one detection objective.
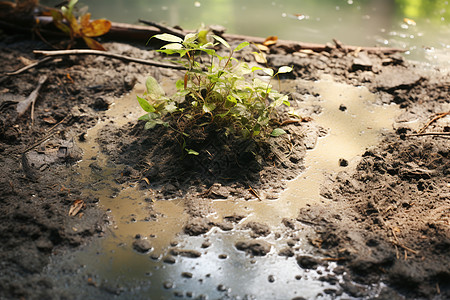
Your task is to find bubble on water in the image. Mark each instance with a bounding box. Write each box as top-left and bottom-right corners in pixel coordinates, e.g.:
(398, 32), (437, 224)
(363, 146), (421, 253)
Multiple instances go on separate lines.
(194, 1), (201, 7)
(336, 6), (340, 10)
(348, 0), (354, 4)
(282, 12), (287, 17)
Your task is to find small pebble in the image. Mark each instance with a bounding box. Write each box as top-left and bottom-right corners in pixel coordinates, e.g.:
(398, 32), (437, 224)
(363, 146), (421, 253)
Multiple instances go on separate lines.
(163, 281), (174, 289)
(268, 275), (276, 283)
(201, 241), (211, 248)
(218, 254), (227, 259)
(181, 272), (193, 278)
(339, 158), (348, 167)
(163, 256), (176, 264)
(173, 291), (184, 297)
(217, 284), (227, 292)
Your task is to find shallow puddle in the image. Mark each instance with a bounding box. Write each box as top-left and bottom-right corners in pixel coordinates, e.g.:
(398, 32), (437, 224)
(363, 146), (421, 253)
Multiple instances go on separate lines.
(46, 76), (399, 299)
(212, 75), (399, 227)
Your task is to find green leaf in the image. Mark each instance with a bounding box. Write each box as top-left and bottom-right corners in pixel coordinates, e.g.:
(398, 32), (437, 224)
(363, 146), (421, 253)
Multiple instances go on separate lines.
(212, 35), (230, 48)
(203, 103), (216, 113)
(184, 33), (198, 44)
(67, 0), (78, 11)
(185, 148), (199, 155)
(144, 120), (158, 130)
(251, 66), (262, 72)
(217, 110), (230, 118)
(225, 95), (237, 108)
(165, 103), (178, 113)
(200, 42), (214, 49)
(153, 33), (183, 43)
(277, 66), (293, 74)
(138, 113), (150, 121)
(175, 79), (185, 90)
(270, 128), (287, 137)
(137, 95), (155, 112)
(197, 29), (209, 45)
(199, 48), (216, 56)
(234, 41), (250, 52)
(162, 43), (183, 50)
(262, 68), (274, 77)
(145, 76), (165, 99)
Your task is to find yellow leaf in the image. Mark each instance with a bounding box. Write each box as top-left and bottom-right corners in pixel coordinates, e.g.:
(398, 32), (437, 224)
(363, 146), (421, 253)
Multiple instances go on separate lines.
(82, 37), (106, 51)
(82, 19), (112, 37)
(80, 13), (91, 29)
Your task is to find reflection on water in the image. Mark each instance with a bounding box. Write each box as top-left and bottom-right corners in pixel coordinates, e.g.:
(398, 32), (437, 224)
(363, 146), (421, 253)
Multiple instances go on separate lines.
(41, 0), (449, 66)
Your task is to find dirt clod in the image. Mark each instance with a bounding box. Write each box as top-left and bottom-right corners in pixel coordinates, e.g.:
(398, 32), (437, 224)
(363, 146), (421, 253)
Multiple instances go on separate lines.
(235, 240), (272, 256)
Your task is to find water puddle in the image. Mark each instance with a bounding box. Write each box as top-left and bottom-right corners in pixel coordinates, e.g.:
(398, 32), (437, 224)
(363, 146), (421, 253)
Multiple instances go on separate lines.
(212, 75), (399, 227)
(46, 76), (399, 299)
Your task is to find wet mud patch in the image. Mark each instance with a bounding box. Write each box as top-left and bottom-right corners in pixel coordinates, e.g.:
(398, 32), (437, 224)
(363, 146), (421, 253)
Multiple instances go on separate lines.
(1, 31), (449, 299)
(97, 117), (308, 201)
(296, 104), (450, 297)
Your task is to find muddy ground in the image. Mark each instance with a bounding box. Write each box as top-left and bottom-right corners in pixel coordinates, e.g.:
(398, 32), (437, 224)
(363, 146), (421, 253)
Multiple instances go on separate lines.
(0, 28), (449, 300)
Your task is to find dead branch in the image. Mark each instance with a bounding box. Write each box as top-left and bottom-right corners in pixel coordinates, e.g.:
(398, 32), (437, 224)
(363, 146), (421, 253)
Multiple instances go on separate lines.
(32, 49), (185, 70)
(0, 14), (405, 55)
(138, 19), (185, 38)
(406, 132), (450, 137)
(5, 56), (53, 76)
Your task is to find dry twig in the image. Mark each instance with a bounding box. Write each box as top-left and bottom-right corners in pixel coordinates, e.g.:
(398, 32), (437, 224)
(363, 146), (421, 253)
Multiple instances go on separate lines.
(33, 49), (185, 70)
(418, 111), (450, 133)
(406, 132), (450, 137)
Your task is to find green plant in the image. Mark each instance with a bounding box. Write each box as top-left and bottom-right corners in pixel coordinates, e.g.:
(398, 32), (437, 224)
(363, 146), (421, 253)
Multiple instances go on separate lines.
(137, 32), (292, 155)
(50, 0), (111, 50)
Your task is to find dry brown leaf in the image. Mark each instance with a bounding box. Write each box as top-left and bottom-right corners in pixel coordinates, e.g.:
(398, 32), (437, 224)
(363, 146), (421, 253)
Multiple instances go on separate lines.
(18, 56), (33, 66)
(69, 199), (85, 217)
(255, 44), (270, 52)
(262, 36), (278, 47)
(42, 116), (57, 124)
(253, 52), (267, 64)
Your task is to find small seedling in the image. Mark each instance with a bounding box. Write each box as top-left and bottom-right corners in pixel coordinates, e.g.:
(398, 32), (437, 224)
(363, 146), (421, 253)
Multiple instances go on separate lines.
(138, 32), (292, 155)
(50, 0), (111, 50)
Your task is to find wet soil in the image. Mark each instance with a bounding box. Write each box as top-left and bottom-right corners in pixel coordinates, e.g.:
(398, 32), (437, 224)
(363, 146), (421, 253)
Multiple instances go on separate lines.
(0, 30), (449, 299)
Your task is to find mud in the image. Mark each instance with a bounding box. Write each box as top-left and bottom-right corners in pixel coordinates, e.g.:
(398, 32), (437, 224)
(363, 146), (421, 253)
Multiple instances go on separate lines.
(0, 29), (449, 300)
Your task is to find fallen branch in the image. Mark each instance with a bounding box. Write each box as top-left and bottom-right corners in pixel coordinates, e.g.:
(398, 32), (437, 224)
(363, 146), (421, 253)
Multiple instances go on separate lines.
(138, 19), (185, 38)
(5, 56), (54, 76)
(406, 132), (450, 137)
(33, 49), (185, 70)
(0, 15), (405, 55)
